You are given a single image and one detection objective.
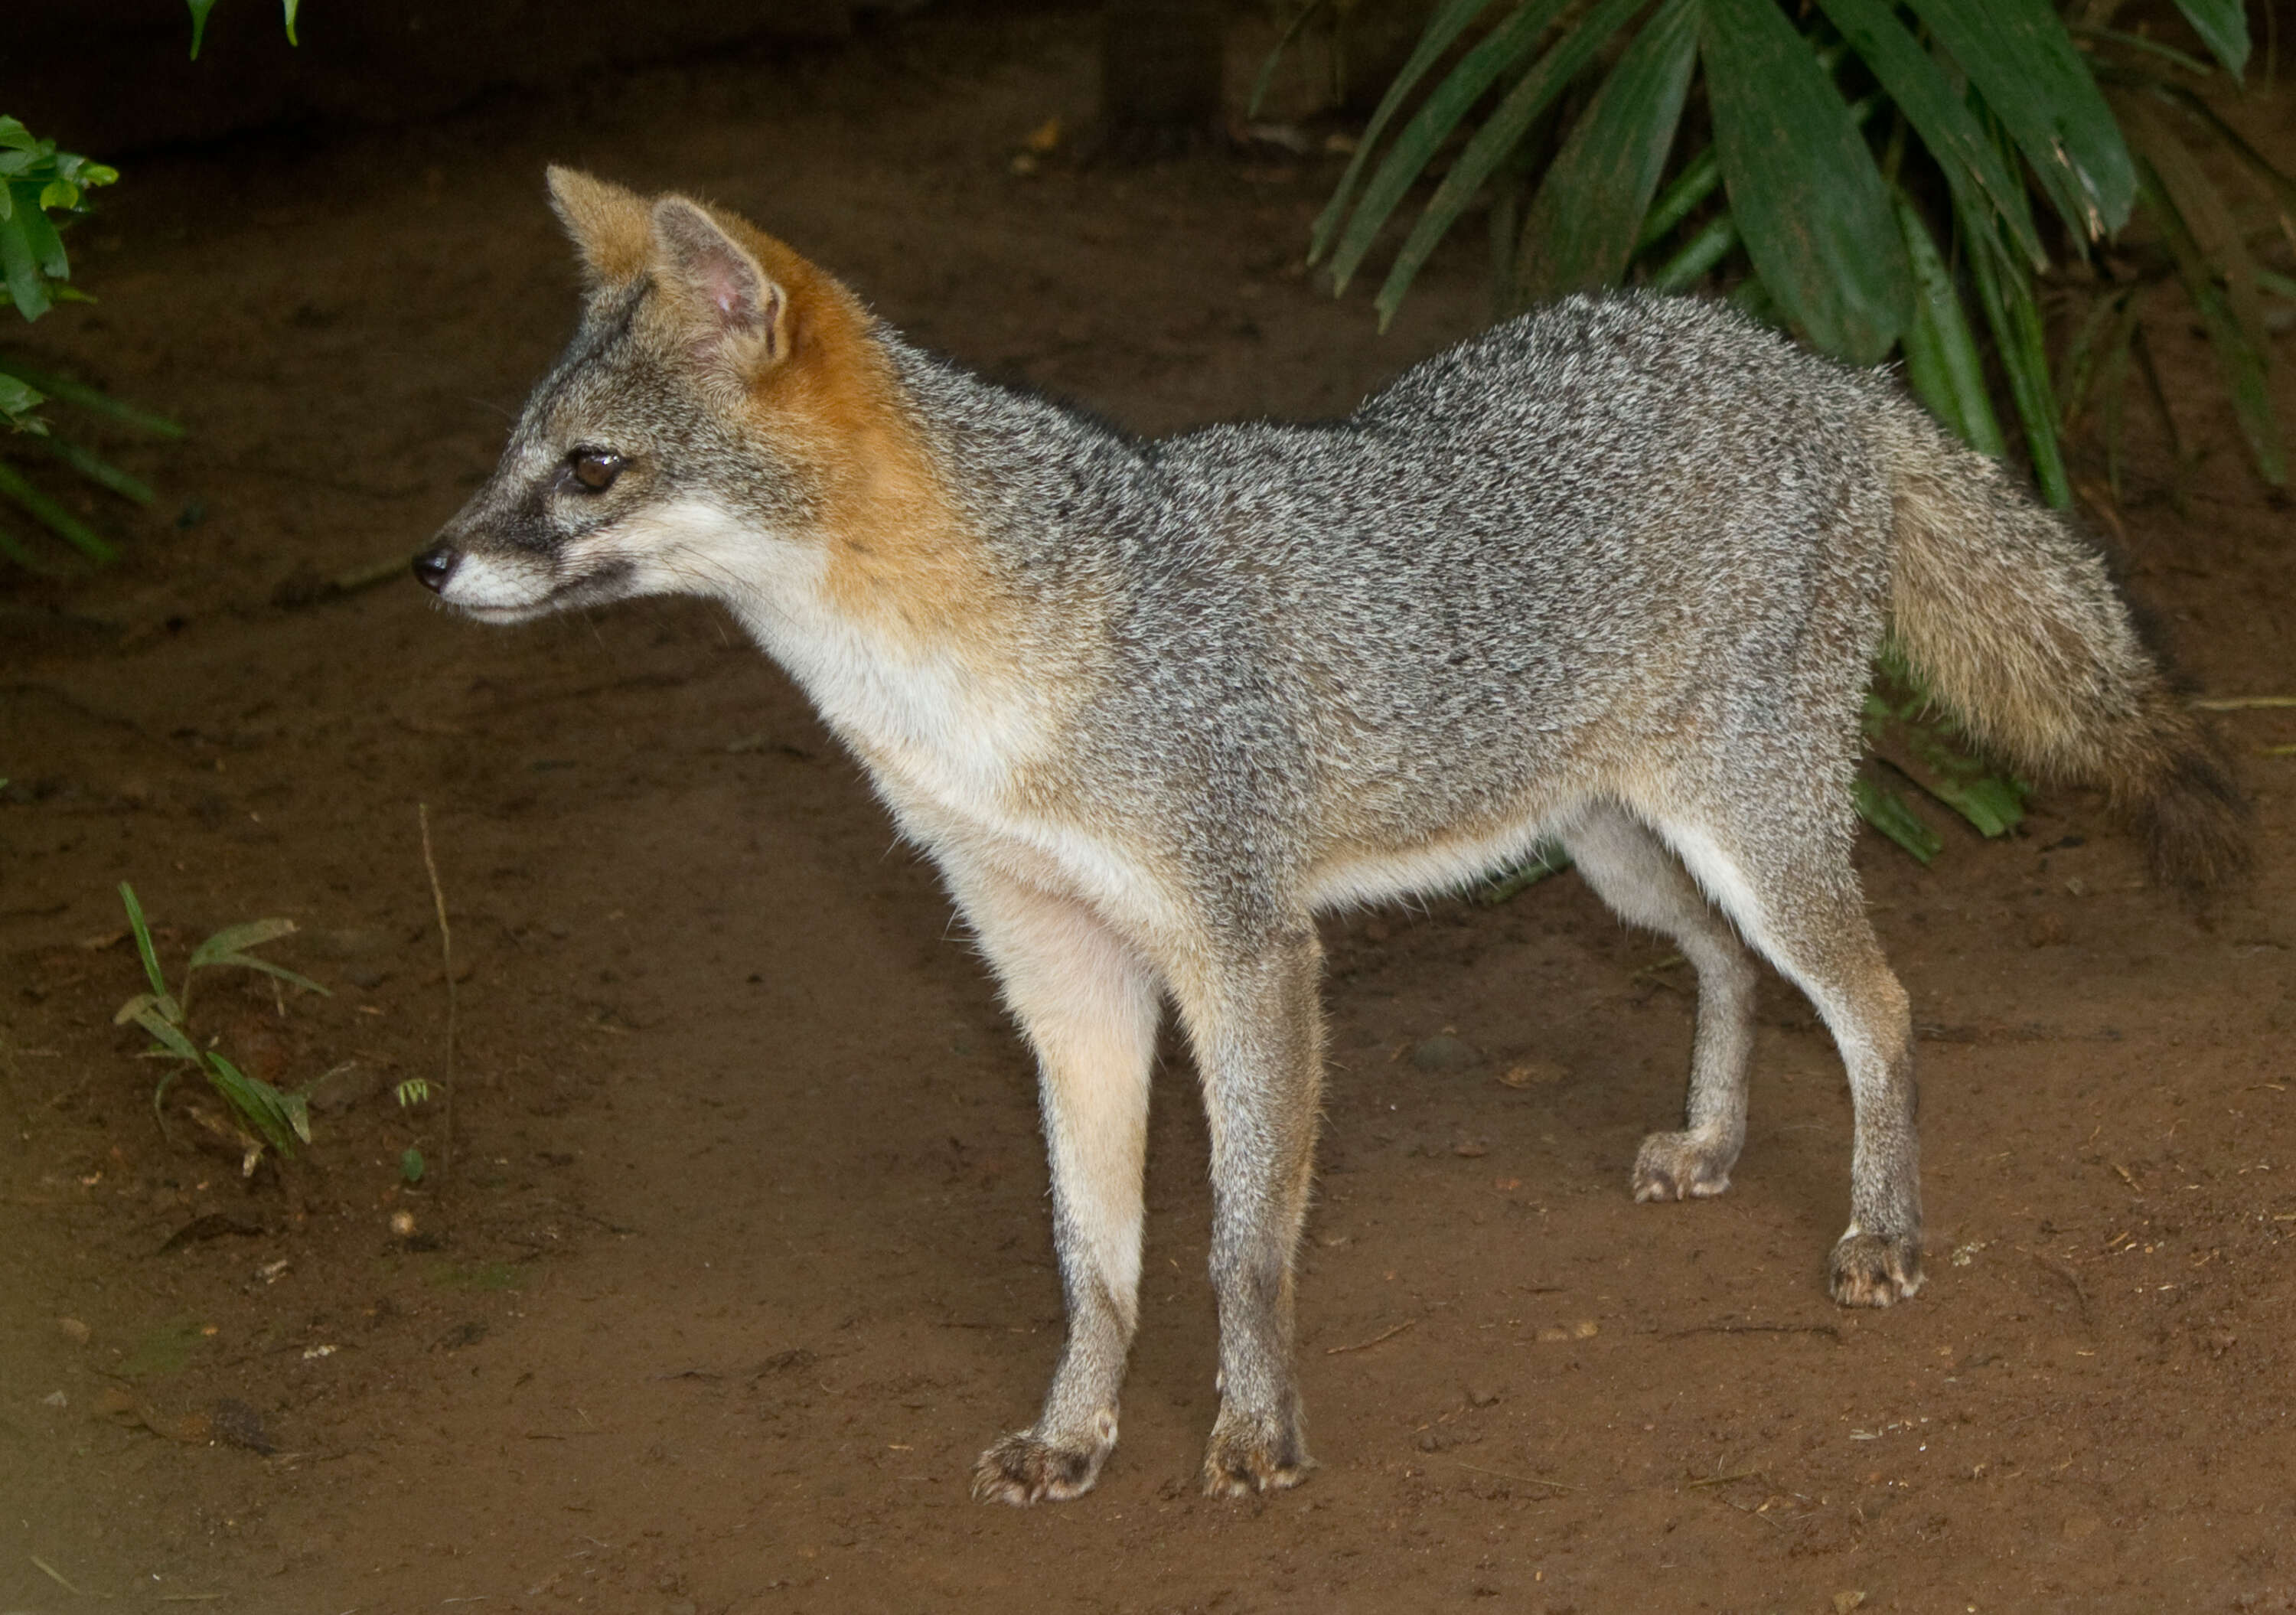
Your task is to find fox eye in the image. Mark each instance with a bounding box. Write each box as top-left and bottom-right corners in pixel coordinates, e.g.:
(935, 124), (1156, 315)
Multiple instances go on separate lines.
(566, 449), (625, 492)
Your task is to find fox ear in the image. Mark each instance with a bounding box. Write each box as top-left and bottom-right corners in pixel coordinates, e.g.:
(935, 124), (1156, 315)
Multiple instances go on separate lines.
(545, 166), (652, 292)
(651, 197), (790, 374)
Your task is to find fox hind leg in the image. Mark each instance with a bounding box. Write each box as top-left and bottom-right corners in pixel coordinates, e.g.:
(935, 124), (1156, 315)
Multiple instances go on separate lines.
(945, 862), (1162, 1504)
(1658, 819), (1923, 1307)
(1560, 806), (1760, 1202)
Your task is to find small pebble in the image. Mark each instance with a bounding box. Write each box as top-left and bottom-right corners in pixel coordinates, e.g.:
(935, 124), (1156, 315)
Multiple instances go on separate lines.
(389, 1210), (416, 1238)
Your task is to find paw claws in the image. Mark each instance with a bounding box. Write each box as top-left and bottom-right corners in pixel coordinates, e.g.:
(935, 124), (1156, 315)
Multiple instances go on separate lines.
(1200, 1411), (1312, 1499)
(1632, 1130), (1733, 1203)
(1829, 1230), (1924, 1308)
(971, 1429), (1109, 1506)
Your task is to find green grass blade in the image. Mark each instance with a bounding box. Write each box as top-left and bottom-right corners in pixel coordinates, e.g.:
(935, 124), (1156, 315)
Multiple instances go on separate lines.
(1309, 0), (1505, 259)
(2153, 85), (2296, 227)
(202, 954), (331, 997)
(0, 357), (186, 436)
(1894, 193), (2007, 457)
(2118, 91), (2272, 353)
(0, 458), (116, 560)
(2170, 0), (2250, 77)
(132, 1006), (203, 1065)
(1370, 0), (1645, 326)
(1512, 0), (1700, 304)
(119, 882), (170, 1000)
(39, 432), (155, 505)
(188, 918), (299, 969)
(187, 0), (217, 57)
(2058, 283), (2143, 431)
(1632, 147), (1718, 256)
(1649, 210), (1739, 292)
(1903, 0), (2135, 239)
(1701, 0), (1911, 363)
(205, 1052), (301, 1154)
(1814, 0), (2046, 270)
(1962, 223), (2072, 508)
(1326, 0), (1574, 290)
(1248, 0), (1334, 120)
(2142, 180), (2287, 485)
(1853, 773), (1942, 864)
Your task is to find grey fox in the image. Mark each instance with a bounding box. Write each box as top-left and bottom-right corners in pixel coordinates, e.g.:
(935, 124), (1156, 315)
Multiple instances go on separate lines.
(414, 169), (2247, 1506)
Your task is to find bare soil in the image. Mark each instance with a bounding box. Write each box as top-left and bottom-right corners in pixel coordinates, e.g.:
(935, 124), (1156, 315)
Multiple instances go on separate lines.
(4, 11), (2294, 1612)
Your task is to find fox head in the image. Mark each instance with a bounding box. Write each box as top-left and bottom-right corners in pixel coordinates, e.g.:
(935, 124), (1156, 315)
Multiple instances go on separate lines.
(414, 169), (930, 626)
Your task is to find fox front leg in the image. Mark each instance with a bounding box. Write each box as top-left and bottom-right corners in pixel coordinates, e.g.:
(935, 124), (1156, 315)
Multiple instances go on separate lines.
(944, 862), (1162, 1505)
(1173, 927), (1324, 1496)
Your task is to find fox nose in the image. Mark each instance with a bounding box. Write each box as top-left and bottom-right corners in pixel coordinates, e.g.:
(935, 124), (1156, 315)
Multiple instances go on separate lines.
(412, 544), (460, 593)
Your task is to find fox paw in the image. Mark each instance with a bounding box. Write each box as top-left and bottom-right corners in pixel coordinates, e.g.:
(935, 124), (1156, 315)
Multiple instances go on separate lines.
(1631, 1130), (1735, 1202)
(1829, 1228), (1923, 1307)
(971, 1427), (1111, 1506)
(1201, 1408), (1313, 1498)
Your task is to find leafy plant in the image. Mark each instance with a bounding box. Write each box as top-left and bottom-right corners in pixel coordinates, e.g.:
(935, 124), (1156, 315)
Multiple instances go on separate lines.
(113, 882), (330, 1175)
(1278, 0), (2272, 865)
(1299, 0), (2279, 497)
(0, 119), (184, 569)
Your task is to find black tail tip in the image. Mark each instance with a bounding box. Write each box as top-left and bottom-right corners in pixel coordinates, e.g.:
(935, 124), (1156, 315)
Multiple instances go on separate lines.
(2131, 745), (2252, 892)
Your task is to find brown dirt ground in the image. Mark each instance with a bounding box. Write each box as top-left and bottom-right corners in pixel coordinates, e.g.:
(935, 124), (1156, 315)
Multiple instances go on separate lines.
(5, 9), (2295, 1612)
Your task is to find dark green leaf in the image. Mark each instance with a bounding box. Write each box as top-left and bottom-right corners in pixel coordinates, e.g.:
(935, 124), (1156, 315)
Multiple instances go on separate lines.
(0, 372), (43, 423)
(1894, 193), (2006, 458)
(1513, 0), (1699, 303)
(0, 459), (115, 558)
(401, 1147), (428, 1184)
(1475, 842), (1574, 905)
(1309, 0), (1500, 260)
(11, 191), (69, 281)
(187, 0), (218, 57)
(1853, 772), (1942, 863)
(39, 433), (154, 506)
(0, 119), (35, 153)
(1371, 0), (1647, 326)
(1814, 0), (2045, 269)
(2170, 0), (2250, 77)
(0, 357), (187, 437)
(1326, 0), (1576, 289)
(1701, 0), (1912, 362)
(2, 214), (51, 320)
(1903, 0), (2135, 238)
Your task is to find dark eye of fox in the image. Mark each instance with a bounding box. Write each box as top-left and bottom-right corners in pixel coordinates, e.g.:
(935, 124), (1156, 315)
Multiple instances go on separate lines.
(567, 449), (625, 492)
